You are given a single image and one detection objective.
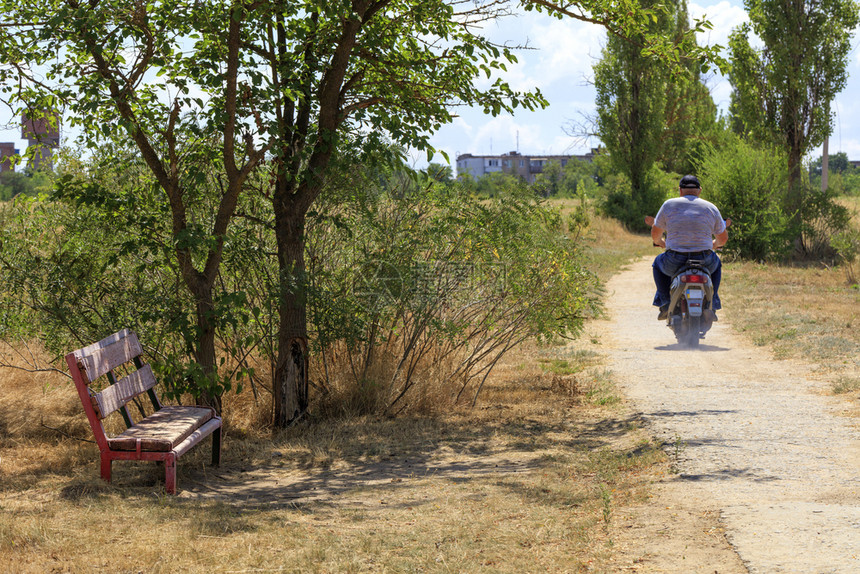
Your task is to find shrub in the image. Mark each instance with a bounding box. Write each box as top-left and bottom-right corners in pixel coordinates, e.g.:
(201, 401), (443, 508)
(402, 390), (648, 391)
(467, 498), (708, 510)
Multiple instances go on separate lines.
(601, 165), (672, 232)
(830, 227), (860, 285)
(697, 136), (793, 260)
(800, 186), (851, 259)
(306, 181), (601, 414)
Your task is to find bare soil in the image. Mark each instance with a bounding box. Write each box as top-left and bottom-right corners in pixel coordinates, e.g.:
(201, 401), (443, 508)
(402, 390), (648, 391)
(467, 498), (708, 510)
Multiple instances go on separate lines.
(596, 258), (860, 573)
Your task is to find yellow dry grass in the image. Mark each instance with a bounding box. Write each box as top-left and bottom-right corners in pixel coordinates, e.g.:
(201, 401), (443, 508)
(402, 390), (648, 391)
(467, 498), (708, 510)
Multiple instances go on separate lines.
(0, 211), (670, 573)
(721, 257), (860, 399)
(0, 343), (664, 572)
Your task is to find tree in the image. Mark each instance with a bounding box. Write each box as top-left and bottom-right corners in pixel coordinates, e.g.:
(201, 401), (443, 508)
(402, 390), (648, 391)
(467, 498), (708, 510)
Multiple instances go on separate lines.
(728, 0), (859, 207)
(424, 163), (454, 184)
(593, 0), (720, 228)
(659, 1), (720, 175)
(0, 169), (53, 200)
(810, 152), (850, 177)
(593, 0), (671, 227)
(0, 2), (275, 411)
(0, 0), (544, 423)
(533, 160), (563, 197)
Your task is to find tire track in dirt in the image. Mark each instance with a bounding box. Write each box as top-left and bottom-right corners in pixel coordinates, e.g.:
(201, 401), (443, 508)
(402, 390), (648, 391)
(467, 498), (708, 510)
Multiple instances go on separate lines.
(599, 257), (860, 573)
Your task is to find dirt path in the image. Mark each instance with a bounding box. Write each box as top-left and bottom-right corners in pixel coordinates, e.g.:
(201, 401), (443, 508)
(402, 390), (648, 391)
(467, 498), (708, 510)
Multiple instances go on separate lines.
(598, 258), (860, 573)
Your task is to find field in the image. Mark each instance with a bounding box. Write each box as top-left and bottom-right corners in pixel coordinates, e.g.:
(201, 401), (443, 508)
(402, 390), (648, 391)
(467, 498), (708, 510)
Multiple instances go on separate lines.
(0, 212), (666, 573)
(1, 203), (858, 572)
(720, 195), (860, 398)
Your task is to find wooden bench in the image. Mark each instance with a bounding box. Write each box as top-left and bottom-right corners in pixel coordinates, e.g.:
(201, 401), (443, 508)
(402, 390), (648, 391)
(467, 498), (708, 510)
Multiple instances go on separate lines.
(65, 329), (222, 494)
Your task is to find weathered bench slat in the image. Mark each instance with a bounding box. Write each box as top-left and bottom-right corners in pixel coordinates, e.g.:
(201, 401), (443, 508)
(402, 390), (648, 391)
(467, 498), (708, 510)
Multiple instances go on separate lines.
(74, 328), (144, 383)
(173, 418), (222, 459)
(92, 364), (159, 419)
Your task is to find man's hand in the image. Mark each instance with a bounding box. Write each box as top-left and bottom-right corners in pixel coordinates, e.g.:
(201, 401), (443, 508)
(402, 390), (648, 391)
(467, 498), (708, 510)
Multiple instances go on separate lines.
(651, 225), (666, 248)
(645, 215), (655, 227)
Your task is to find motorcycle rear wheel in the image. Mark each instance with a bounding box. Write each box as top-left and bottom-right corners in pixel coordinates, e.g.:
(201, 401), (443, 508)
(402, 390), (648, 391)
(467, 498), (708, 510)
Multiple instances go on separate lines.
(685, 316), (701, 347)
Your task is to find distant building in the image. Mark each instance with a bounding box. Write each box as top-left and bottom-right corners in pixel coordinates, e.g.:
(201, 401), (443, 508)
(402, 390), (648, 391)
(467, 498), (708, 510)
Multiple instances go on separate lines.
(456, 149), (599, 183)
(0, 142), (18, 173)
(22, 110), (61, 171)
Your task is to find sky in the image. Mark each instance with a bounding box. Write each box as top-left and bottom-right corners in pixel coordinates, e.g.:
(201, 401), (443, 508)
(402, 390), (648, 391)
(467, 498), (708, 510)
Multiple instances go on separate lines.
(2, 1), (859, 173)
(410, 0), (860, 173)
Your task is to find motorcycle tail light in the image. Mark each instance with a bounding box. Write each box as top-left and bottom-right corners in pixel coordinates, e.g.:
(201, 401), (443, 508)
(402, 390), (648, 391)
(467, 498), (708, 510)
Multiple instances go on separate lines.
(682, 274), (706, 284)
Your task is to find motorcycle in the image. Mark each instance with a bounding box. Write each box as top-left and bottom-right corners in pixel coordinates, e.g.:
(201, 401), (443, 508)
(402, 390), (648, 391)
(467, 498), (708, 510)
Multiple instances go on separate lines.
(664, 260), (715, 347)
(646, 215), (726, 348)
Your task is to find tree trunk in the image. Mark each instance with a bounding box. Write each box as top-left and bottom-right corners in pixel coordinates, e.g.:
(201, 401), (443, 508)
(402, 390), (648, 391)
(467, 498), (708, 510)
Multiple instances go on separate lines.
(192, 284), (222, 413)
(629, 59), (643, 201)
(272, 206), (309, 428)
(787, 138), (805, 212)
(822, 136), (829, 192)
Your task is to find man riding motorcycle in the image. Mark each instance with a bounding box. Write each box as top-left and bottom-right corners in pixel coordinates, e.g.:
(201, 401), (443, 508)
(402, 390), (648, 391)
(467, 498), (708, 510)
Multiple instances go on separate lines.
(650, 175), (728, 321)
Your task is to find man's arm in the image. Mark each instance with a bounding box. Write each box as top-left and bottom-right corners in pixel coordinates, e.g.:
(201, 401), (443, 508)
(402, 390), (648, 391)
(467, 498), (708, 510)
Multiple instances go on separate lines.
(714, 229), (728, 249)
(651, 225), (666, 248)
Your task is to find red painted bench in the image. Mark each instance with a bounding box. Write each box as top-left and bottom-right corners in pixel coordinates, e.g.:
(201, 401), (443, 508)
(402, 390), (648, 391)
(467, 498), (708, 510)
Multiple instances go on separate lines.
(65, 329), (222, 494)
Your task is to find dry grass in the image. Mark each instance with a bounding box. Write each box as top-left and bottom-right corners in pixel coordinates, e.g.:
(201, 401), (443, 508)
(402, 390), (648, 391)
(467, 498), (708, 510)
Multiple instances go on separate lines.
(548, 199), (654, 283)
(0, 345), (665, 573)
(0, 212), (671, 572)
(582, 215), (654, 283)
(721, 259), (860, 398)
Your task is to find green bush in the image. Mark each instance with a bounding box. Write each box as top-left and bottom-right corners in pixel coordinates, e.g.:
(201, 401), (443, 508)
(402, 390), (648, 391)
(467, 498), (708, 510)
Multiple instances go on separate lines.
(697, 136), (793, 260)
(306, 180), (601, 413)
(601, 165), (672, 231)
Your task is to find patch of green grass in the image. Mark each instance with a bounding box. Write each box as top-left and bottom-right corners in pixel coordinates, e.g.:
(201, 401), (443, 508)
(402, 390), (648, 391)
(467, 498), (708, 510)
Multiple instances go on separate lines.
(537, 358), (581, 376)
(584, 370), (621, 406)
(832, 376), (860, 394)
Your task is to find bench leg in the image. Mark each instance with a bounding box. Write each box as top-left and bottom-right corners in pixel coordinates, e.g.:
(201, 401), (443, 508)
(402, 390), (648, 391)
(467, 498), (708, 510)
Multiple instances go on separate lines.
(164, 453), (177, 494)
(212, 426), (222, 467)
(100, 454), (112, 482)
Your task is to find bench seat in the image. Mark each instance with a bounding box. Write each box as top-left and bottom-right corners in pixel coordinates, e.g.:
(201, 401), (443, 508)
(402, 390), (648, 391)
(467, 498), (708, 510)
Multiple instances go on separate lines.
(107, 406), (217, 452)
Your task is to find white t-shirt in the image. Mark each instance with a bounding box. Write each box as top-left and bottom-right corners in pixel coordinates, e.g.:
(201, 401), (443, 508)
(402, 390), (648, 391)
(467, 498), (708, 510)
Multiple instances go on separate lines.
(654, 195), (726, 252)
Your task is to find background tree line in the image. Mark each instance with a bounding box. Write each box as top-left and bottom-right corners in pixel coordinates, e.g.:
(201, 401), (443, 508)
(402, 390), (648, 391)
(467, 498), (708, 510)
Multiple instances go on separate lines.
(587, 0), (859, 262)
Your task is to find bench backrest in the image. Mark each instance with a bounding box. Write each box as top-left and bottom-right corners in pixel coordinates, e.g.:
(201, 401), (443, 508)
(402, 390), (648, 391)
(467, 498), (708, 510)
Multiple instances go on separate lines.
(66, 329), (162, 450)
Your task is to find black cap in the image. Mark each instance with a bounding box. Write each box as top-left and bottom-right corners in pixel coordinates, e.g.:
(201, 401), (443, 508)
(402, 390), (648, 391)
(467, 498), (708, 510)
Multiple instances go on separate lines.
(679, 175), (701, 189)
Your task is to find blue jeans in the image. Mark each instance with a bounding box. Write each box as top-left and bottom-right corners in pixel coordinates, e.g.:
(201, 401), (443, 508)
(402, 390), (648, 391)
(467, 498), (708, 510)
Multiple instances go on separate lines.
(652, 250), (722, 310)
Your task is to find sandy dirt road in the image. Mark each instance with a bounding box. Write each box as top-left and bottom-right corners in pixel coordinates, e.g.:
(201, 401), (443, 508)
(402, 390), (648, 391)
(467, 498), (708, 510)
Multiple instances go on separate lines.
(599, 258), (860, 573)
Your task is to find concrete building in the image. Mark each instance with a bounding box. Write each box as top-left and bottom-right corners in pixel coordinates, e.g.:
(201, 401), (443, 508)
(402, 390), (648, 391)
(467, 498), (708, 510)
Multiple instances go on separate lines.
(22, 111), (61, 171)
(456, 149), (599, 183)
(0, 142), (18, 173)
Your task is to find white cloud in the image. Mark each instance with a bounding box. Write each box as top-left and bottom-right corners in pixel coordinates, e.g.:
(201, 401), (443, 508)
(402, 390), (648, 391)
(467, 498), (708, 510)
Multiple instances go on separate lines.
(690, 1), (749, 50)
(469, 12), (604, 96)
(523, 20), (605, 90)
